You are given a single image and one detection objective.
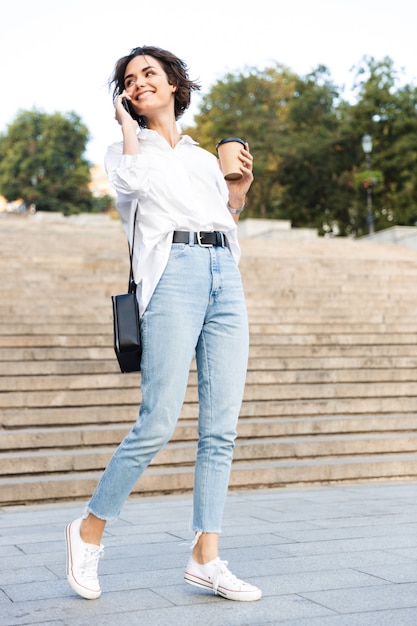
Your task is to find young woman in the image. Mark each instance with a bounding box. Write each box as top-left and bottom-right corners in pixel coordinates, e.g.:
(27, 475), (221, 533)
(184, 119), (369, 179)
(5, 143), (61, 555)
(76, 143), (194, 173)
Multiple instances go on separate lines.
(65, 45), (261, 603)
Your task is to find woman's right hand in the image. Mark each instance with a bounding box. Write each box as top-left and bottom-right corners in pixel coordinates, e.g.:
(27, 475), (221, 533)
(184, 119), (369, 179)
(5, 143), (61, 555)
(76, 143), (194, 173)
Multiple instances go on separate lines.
(116, 93), (140, 155)
(115, 93), (138, 129)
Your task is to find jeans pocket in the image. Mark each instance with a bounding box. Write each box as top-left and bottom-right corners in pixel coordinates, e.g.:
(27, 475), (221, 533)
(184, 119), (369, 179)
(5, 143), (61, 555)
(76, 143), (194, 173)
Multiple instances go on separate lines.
(169, 243), (189, 259)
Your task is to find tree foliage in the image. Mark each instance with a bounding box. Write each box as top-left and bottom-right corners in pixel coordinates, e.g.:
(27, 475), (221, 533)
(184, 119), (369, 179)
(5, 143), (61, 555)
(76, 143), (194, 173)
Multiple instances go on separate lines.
(2, 57), (415, 232)
(183, 56), (417, 236)
(188, 65), (298, 218)
(0, 110), (94, 214)
(348, 56), (417, 233)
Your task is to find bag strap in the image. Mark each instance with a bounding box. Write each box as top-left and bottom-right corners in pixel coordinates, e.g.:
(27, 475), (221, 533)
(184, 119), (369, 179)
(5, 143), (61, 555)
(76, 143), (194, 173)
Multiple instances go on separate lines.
(127, 203), (139, 294)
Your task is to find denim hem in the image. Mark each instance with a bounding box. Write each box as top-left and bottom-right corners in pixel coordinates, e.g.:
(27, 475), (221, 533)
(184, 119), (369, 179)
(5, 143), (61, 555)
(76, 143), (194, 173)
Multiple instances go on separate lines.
(83, 505), (117, 525)
(191, 528), (223, 534)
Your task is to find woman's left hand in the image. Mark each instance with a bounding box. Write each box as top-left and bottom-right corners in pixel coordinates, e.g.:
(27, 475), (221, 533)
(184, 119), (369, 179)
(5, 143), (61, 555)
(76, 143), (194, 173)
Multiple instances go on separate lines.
(226, 142), (254, 206)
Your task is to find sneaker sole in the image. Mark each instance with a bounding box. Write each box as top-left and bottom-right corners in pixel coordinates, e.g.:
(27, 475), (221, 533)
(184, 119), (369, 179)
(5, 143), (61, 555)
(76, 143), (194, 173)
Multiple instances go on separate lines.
(184, 572), (262, 602)
(65, 523), (101, 600)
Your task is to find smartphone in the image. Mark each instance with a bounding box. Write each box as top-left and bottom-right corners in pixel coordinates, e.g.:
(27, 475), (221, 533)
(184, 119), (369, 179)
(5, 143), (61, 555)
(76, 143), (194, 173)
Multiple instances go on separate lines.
(122, 97), (138, 120)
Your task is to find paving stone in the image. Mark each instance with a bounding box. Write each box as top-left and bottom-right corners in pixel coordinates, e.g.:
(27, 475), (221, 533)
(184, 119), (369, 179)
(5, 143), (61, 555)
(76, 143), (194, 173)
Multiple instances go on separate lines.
(353, 561), (417, 584)
(0, 482), (416, 625)
(274, 533), (417, 557)
(300, 582), (417, 613)
(273, 607), (417, 626)
(257, 568), (389, 595)
(0, 566), (57, 586)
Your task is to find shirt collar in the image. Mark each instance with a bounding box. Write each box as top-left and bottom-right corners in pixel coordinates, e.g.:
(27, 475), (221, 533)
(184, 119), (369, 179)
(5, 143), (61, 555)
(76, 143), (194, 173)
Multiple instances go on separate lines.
(178, 134), (198, 146)
(137, 128), (198, 146)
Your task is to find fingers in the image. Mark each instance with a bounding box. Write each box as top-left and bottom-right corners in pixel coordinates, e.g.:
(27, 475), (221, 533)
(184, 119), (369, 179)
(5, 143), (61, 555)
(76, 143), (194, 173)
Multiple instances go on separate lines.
(115, 92), (138, 126)
(239, 144), (253, 173)
(116, 92), (129, 112)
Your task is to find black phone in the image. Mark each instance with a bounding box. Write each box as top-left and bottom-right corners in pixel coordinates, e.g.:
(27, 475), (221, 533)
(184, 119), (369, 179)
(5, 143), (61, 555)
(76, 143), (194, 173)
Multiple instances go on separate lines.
(122, 97), (137, 120)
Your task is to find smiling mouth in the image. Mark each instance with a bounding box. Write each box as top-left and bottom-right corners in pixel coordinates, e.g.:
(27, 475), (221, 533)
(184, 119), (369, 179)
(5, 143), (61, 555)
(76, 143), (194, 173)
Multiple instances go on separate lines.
(136, 91), (155, 100)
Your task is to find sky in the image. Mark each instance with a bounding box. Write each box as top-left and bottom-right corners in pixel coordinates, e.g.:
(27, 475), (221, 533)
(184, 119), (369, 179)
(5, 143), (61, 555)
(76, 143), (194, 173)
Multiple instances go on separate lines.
(1, 0), (416, 165)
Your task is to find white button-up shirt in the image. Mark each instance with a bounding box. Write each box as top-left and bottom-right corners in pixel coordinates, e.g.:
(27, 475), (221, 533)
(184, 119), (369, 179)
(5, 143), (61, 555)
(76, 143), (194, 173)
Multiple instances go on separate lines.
(105, 129), (241, 315)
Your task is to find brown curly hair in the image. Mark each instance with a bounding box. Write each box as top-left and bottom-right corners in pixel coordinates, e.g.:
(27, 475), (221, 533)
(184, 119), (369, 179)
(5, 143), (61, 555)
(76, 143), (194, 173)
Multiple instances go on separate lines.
(109, 45), (201, 128)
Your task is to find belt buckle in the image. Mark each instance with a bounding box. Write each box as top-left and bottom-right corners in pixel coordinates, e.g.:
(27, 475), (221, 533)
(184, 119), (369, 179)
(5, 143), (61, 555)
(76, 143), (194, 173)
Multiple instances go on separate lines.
(196, 231), (213, 247)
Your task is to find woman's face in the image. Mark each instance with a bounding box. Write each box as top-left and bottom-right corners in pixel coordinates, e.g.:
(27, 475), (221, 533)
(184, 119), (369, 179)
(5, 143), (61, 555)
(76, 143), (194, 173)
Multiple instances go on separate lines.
(123, 55), (176, 120)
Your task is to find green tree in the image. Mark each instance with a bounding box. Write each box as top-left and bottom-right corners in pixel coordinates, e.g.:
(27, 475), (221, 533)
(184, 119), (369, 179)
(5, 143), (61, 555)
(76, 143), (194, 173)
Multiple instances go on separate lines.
(183, 65), (298, 218)
(184, 64), (349, 228)
(91, 194), (115, 213)
(0, 110), (94, 214)
(348, 56), (417, 234)
(185, 55), (417, 237)
(276, 66), (351, 234)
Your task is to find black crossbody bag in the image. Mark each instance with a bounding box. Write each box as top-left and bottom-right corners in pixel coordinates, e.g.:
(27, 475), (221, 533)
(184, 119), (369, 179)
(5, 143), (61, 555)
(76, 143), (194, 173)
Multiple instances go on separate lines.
(111, 206), (142, 373)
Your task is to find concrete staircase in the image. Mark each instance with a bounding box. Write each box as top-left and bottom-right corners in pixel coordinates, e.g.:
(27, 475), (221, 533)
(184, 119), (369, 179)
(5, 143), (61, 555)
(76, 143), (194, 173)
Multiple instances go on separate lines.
(1, 213), (417, 506)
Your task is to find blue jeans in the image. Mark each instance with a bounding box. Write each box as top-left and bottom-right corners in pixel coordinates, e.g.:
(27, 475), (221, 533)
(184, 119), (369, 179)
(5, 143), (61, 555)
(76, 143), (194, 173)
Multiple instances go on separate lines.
(87, 242), (249, 533)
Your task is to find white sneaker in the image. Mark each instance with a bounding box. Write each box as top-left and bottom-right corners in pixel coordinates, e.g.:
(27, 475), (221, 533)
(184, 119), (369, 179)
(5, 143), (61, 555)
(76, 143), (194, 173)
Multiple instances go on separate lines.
(65, 518), (104, 600)
(184, 556), (262, 601)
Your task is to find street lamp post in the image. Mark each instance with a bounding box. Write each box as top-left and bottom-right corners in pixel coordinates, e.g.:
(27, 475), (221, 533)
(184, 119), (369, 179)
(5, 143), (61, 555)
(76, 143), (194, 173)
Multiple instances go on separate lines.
(361, 134), (374, 235)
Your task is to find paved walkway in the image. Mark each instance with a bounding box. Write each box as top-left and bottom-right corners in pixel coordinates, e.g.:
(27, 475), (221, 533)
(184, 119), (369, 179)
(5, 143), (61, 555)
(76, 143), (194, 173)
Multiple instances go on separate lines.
(0, 481), (416, 625)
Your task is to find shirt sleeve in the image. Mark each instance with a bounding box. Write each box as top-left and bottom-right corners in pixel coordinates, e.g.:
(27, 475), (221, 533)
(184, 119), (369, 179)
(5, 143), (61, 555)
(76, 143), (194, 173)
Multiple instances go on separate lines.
(104, 141), (151, 199)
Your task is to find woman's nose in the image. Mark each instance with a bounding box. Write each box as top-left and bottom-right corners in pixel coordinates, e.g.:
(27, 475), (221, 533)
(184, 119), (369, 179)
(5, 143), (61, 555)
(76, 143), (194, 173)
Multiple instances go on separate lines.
(135, 75), (146, 88)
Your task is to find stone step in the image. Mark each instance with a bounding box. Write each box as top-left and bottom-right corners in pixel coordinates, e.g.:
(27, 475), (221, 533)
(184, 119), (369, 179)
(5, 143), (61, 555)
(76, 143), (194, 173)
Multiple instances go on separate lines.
(2, 342), (417, 363)
(2, 366), (417, 393)
(2, 214), (417, 504)
(4, 274), (417, 287)
(0, 453), (416, 506)
(1, 412), (416, 450)
(2, 395), (417, 430)
(2, 331), (417, 349)
(2, 380), (417, 410)
(2, 283), (417, 297)
(4, 307), (417, 321)
(1, 405), (415, 431)
(3, 305), (416, 320)
(2, 433), (417, 478)
(3, 322), (417, 335)
(2, 355), (417, 377)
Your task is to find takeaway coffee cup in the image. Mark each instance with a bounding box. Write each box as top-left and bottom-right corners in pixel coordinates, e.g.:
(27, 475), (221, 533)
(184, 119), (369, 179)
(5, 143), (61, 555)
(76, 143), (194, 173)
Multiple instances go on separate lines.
(216, 137), (246, 181)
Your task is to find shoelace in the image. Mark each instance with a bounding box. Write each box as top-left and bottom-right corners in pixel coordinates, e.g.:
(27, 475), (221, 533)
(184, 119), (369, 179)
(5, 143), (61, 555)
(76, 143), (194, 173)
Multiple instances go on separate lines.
(79, 545), (104, 581)
(211, 559), (243, 594)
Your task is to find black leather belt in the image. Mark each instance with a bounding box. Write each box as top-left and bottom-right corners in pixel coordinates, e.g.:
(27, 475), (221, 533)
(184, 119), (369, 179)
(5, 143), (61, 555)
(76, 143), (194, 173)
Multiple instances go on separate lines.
(172, 231), (226, 247)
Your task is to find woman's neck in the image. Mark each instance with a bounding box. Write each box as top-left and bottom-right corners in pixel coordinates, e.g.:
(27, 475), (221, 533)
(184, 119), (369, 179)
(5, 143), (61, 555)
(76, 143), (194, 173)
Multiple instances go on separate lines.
(146, 115), (181, 148)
